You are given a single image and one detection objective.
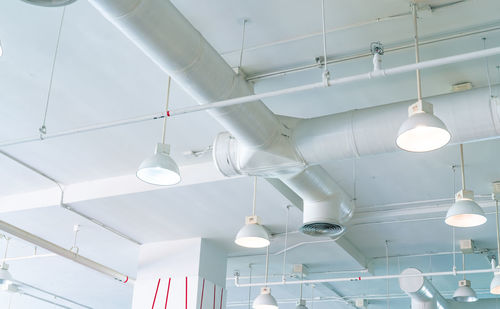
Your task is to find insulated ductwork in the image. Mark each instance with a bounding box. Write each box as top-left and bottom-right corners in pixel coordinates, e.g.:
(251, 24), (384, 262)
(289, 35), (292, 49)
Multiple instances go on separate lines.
(399, 268), (449, 309)
(88, 0), (354, 236)
(293, 88), (500, 164)
(87, 0), (500, 238)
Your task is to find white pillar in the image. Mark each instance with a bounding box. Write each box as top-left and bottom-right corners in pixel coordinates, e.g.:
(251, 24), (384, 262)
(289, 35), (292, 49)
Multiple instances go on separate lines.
(132, 238), (227, 309)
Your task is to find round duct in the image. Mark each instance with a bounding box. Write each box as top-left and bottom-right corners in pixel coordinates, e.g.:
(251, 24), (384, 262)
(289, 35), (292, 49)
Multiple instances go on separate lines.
(20, 0), (77, 7)
(299, 198), (351, 238)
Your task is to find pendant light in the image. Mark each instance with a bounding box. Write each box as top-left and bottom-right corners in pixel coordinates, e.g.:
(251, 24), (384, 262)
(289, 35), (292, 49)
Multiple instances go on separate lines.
(453, 254), (478, 302)
(235, 177), (270, 248)
(396, 4), (450, 152)
(253, 247), (278, 309)
(445, 144), (486, 227)
(490, 199), (500, 294)
(137, 77), (181, 186)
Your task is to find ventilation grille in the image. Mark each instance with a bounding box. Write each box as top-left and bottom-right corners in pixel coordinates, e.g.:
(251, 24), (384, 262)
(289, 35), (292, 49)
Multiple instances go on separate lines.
(299, 222), (344, 237)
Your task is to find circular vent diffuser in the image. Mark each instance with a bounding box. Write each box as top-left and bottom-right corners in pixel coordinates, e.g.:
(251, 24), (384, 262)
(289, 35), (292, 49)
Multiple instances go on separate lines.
(299, 222), (344, 237)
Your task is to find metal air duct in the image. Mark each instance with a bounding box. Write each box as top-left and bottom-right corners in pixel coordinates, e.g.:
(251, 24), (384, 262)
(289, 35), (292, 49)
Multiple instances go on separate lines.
(88, 0), (355, 237)
(399, 268), (449, 309)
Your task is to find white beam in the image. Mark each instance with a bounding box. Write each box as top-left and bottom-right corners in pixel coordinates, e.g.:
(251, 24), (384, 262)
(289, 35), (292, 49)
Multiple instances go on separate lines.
(0, 161), (237, 213)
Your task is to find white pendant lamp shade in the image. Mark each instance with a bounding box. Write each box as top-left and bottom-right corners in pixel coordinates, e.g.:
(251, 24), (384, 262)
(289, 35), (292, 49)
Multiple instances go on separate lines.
(453, 280), (478, 302)
(253, 287), (278, 309)
(235, 216), (270, 248)
(137, 143), (181, 186)
(491, 271), (500, 294)
(396, 101), (450, 152)
(445, 190), (486, 228)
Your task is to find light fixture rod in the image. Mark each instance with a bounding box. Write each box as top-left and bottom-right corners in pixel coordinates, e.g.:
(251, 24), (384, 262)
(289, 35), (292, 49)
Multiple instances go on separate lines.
(453, 227), (456, 271)
(483, 38), (493, 98)
(321, 0), (328, 75)
(248, 264), (252, 309)
(161, 76), (172, 144)
(265, 246), (270, 286)
(496, 199), (500, 266)
(238, 19), (248, 70)
(459, 144), (466, 190)
(282, 206), (290, 281)
(40, 7), (66, 137)
(299, 271), (304, 300)
(412, 3), (423, 101)
(252, 177), (257, 216)
(462, 254), (466, 280)
(2, 237), (10, 262)
(385, 240), (390, 309)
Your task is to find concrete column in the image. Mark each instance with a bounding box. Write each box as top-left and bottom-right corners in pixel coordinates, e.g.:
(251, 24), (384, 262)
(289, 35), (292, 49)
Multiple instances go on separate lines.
(132, 238), (227, 309)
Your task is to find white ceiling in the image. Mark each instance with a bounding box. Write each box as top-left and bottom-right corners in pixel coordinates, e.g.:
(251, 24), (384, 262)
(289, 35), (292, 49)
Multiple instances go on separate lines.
(1, 0), (500, 308)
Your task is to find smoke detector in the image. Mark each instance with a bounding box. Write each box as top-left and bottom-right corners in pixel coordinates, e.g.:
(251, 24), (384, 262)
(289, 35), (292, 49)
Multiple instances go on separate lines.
(20, 0), (77, 7)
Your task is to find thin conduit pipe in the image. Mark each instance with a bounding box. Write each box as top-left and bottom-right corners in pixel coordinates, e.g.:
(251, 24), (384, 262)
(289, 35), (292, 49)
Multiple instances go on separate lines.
(221, 12), (411, 57)
(21, 293), (72, 309)
(1, 46), (500, 148)
(227, 269), (369, 281)
(222, 0), (469, 59)
(234, 268), (497, 288)
(228, 289), (495, 307)
(0, 150), (142, 246)
(14, 279), (93, 309)
(2, 253), (57, 262)
(168, 46), (500, 116)
(246, 22), (500, 82)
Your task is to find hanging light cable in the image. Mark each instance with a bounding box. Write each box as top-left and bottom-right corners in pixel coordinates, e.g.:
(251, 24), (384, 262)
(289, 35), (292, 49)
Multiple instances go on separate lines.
(39, 7), (66, 139)
(0, 238), (13, 286)
(253, 246), (278, 309)
(490, 199), (500, 294)
(137, 76), (181, 186)
(385, 240), (390, 309)
(320, 0), (330, 81)
(295, 269), (308, 309)
(282, 206), (290, 283)
(235, 177), (270, 248)
(248, 264), (253, 309)
(445, 144), (486, 227)
(396, 3), (450, 152)
(453, 254), (478, 302)
(238, 19), (248, 73)
(483, 38), (493, 99)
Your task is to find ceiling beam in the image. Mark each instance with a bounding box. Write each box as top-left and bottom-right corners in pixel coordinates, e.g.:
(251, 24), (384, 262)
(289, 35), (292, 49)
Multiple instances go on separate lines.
(0, 160), (237, 213)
